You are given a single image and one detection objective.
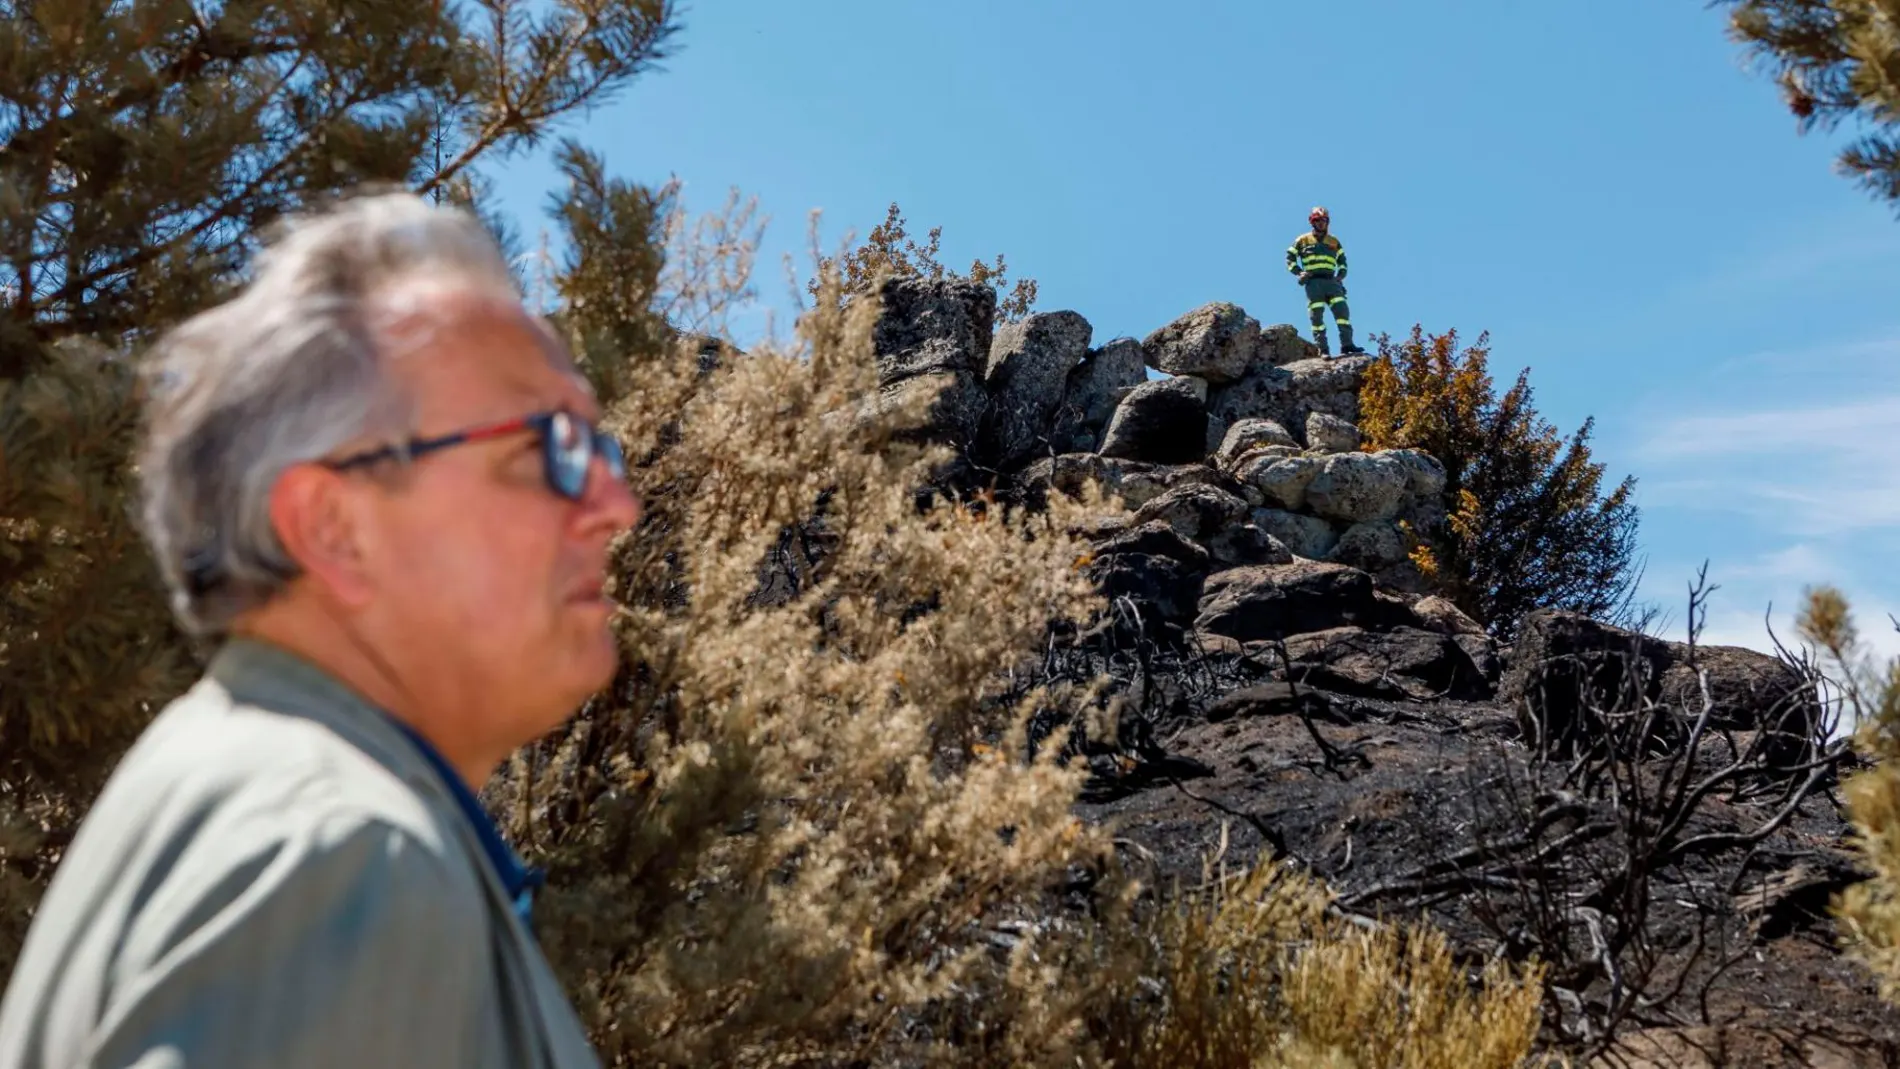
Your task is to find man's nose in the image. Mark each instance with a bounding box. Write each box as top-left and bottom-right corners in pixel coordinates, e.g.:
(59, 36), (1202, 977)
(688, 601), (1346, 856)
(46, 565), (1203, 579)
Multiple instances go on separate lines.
(583, 455), (643, 530)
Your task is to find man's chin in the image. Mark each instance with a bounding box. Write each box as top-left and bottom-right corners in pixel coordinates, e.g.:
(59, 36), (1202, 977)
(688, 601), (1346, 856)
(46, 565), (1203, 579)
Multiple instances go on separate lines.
(571, 615), (624, 685)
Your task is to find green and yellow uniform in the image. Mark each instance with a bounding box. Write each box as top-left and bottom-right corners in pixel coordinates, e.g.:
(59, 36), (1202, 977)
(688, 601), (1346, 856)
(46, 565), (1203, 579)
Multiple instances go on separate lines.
(1286, 231), (1360, 355)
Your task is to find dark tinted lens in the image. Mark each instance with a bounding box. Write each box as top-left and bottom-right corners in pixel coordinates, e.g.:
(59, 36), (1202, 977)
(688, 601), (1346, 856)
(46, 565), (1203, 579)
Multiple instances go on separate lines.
(545, 411), (592, 499)
(596, 432), (626, 478)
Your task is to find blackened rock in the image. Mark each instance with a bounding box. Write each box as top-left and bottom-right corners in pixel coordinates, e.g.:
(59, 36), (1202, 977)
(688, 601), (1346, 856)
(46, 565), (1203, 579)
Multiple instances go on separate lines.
(871, 370), (988, 449)
(1099, 377), (1209, 464)
(1456, 633), (1502, 688)
(984, 310), (1092, 467)
(1131, 482), (1252, 542)
(1279, 626), (1492, 702)
(1092, 553), (1206, 624)
(1660, 644), (1824, 769)
(1500, 611), (1676, 756)
(1194, 560), (1405, 642)
(1051, 338), (1147, 453)
(1412, 595), (1486, 637)
(1095, 521), (1212, 571)
(1205, 525), (1294, 569)
(1017, 454), (1223, 510)
(1205, 681), (1341, 724)
(871, 277), (996, 385)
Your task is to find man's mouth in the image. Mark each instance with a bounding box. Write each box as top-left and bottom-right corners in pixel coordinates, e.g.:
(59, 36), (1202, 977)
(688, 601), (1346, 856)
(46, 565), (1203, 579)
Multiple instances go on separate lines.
(567, 579), (610, 605)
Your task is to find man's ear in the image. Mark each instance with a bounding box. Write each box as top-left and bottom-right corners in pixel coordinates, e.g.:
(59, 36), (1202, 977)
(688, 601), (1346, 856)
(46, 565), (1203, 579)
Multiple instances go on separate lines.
(267, 464), (375, 608)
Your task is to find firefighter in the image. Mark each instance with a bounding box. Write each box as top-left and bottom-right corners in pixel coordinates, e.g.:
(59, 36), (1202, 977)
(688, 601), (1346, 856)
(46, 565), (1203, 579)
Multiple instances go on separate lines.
(1286, 206), (1364, 356)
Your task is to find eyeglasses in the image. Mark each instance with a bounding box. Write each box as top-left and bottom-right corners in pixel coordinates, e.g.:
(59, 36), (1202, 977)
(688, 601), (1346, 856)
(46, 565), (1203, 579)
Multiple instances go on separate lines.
(323, 409), (627, 501)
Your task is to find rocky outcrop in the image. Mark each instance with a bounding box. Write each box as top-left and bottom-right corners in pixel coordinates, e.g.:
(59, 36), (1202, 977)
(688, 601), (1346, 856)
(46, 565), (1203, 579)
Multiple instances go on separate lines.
(1305, 411), (1361, 454)
(847, 285), (1868, 1061)
(1194, 560), (1408, 643)
(1304, 452), (1411, 523)
(859, 289), (1464, 651)
(1099, 377), (1208, 464)
(872, 276), (994, 384)
(1142, 302), (1260, 384)
(1051, 338), (1146, 453)
(1205, 354), (1372, 452)
(984, 310), (1092, 466)
(1501, 609), (1823, 763)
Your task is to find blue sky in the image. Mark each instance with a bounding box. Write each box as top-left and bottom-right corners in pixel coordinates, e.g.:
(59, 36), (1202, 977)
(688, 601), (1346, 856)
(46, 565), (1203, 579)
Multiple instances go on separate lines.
(486, 0), (1900, 658)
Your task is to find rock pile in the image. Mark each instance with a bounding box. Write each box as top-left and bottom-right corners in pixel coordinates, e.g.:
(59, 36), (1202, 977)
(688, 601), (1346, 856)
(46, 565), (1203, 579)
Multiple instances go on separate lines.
(854, 277), (1879, 1057)
(864, 277), (1452, 655)
(858, 276), (1830, 734)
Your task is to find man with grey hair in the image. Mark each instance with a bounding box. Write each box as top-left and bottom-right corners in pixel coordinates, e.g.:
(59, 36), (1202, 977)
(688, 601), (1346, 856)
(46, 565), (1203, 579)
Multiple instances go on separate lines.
(0, 192), (639, 1067)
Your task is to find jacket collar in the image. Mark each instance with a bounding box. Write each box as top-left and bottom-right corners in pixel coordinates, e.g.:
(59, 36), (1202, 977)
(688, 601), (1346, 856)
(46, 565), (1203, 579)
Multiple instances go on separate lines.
(206, 636), (543, 924)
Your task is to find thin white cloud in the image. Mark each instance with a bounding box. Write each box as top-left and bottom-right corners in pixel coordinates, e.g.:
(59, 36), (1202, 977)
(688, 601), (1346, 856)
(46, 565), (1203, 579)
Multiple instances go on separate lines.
(1635, 387), (1900, 538)
(1640, 393), (1900, 460)
(1696, 333), (1900, 382)
(1663, 213), (1900, 306)
(1694, 594), (1900, 663)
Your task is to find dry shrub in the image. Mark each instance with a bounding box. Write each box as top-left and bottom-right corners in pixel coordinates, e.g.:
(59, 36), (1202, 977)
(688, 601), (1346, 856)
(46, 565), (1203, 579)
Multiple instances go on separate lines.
(1799, 586), (1900, 998)
(1357, 326), (1640, 639)
(1091, 840), (1549, 1069)
(487, 173), (1550, 1066)
(806, 201), (1040, 322)
(496, 190), (1115, 1064)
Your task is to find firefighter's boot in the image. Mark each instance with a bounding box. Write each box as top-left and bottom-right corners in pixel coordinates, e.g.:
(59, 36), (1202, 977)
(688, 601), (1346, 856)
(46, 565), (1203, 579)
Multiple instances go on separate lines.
(1339, 322), (1365, 355)
(1312, 329), (1330, 357)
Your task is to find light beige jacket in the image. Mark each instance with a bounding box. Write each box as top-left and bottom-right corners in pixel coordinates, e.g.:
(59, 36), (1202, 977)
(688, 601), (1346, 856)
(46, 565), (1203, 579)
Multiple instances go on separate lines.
(0, 638), (601, 1069)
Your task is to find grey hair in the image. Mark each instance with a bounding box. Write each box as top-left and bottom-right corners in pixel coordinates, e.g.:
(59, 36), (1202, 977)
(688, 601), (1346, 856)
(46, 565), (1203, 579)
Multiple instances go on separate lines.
(137, 191), (522, 638)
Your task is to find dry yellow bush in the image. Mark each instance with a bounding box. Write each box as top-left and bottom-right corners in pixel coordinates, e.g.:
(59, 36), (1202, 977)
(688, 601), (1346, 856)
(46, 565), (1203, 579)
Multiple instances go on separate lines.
(1357, 326), (1639, 638)
(495, 184), (1116, 1064)
(1088, 839), (1549, 1069)
(1799, 586), (1900, 1000)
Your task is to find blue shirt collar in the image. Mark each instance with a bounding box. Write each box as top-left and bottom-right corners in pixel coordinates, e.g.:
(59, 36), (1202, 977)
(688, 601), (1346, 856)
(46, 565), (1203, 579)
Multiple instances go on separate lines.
(385, 718), (545, 928)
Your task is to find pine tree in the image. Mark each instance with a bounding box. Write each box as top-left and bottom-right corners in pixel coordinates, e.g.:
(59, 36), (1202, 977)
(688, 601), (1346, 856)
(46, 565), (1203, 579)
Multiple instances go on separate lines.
(0, 0), (679, 977)
(1358, 326), (1641, 638)
(1721, 0), (1900, 208)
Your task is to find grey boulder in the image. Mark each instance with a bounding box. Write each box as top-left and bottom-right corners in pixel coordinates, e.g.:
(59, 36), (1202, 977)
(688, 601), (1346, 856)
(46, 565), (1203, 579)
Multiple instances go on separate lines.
(984, 310), (1092, 466)
(1142, 302), (1261, 384)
